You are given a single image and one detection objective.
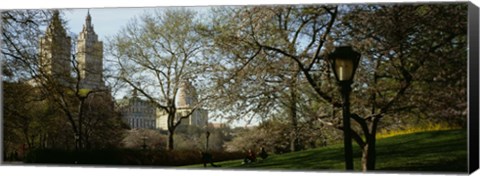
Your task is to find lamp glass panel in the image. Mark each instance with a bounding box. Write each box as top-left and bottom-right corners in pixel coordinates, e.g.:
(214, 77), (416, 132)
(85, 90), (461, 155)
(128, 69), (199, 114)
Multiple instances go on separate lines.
(335, 58), (354, 81)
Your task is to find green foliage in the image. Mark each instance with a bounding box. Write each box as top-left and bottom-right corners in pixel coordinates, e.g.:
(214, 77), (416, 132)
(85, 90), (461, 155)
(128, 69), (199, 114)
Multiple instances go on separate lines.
(184, 129), (467, 172)
(3, 81), (126, 154)
(3, 81), (71, 156)
(81, 92), (127, 149)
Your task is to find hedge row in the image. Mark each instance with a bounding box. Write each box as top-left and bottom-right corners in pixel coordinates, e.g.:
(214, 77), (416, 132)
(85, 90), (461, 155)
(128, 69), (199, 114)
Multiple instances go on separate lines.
(24, 148), (244, 166)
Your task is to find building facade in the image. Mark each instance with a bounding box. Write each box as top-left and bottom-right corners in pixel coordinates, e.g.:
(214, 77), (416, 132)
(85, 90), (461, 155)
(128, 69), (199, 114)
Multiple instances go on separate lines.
(39, 10), (72, 83)
(76, 11), (105, 90)
(118, 81), (208, 130)
(155, 80), (208, 130)
(39, 10), (105, 90)
(118, 90), (157, 129)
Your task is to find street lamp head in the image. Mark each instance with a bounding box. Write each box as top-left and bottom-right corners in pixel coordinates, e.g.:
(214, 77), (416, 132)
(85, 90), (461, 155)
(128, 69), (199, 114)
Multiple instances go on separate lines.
(328, 46), (361, 83)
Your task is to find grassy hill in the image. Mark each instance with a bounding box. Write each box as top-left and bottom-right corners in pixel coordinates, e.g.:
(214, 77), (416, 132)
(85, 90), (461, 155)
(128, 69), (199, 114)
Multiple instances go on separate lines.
(181, 129), (467, 173)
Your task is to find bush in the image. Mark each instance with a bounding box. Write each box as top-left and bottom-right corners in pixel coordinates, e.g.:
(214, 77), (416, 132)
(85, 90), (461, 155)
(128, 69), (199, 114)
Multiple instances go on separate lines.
(24, 148), (244, 166)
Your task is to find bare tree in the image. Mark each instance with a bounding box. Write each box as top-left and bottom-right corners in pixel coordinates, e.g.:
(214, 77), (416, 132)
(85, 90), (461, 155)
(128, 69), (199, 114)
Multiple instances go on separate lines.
(107, 9), (209, 150)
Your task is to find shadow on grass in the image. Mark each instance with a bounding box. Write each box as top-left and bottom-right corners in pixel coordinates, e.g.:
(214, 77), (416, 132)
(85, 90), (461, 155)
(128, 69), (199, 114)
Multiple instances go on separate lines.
(183, 129), (467, 173)
(379, 156), (467, 172)
(375, 130), (467, 172)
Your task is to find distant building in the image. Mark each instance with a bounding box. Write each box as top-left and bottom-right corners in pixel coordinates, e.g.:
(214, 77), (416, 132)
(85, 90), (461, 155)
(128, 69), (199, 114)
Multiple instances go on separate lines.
(39, 10), (72, 83)
(117, 89), (156, 129)
(76, 11), (105, 90)
(118, 81), (208, 130)
(38, 10), (105, 90)
(35, 10), (114, 120)
(156, 80), (208, 130)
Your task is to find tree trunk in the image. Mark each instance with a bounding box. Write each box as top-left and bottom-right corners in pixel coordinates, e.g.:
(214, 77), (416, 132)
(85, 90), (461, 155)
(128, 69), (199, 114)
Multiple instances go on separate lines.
(167, 110), (176, 150)
(351, 113), (381, 172)
(357, 116), (379, 171)
(290, 89), (299, 152)
(167, 130), (174, 150)
(361, 134), (376, 171)
(290, 75), (301, 152)
(367, 139), (376, 170)
(77, 98), (88, 150)
(365, 117), (379, 171)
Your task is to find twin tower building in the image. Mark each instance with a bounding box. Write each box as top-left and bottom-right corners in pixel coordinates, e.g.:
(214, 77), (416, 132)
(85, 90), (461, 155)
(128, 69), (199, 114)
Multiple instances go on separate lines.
(39, 10), (207, 130)
(39, 10), (104, 89)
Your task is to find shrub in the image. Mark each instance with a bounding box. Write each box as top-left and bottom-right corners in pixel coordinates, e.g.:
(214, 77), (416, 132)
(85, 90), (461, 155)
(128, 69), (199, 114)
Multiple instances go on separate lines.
(24, 148), (243, 166)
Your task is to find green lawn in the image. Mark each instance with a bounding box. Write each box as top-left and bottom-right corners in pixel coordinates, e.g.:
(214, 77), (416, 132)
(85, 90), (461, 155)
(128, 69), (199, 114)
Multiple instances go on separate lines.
(180, 129), (467, 173)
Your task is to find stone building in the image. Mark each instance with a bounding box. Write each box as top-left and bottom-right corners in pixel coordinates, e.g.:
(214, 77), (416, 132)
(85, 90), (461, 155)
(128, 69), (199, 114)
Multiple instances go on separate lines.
(76, 11), (105, 90)
(156, 80), (208, 130)
(39, 10), (72, 83)
(38, 10), (105, 90)
(117, 89), (157, 129)
(118, 80), (208, 130)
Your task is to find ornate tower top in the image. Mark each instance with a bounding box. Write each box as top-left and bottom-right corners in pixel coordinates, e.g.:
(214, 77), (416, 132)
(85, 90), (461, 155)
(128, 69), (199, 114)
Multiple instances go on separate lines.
(45, 10), (67, 37)
(86, 10), (91, 22)
(77, 10), (104, 90)
(82, 9), (94, 33)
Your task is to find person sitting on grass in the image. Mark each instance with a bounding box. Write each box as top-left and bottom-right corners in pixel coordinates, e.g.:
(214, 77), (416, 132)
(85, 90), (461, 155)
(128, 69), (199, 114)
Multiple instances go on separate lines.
(243, 149), (257, 164)
(259, 147), (268, 160)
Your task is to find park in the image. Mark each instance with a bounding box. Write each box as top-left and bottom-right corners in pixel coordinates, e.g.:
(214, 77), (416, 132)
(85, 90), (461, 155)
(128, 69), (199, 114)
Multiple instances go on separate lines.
(1, 2), (474, 174)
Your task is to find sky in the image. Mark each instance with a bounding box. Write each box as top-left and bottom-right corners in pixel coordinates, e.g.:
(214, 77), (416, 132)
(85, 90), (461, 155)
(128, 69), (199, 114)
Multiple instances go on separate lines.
(63, 8), (150, 42)
(63, 7), (209, 50)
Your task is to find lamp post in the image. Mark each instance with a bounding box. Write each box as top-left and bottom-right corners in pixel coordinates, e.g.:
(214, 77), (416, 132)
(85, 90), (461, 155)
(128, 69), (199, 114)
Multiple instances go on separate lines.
(141, 135), (148, 150)
(74, 133), (80, 150)
(328, 46), (361, 170)
(205, 131), (210, 152)
(74, 133), (80, 164)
